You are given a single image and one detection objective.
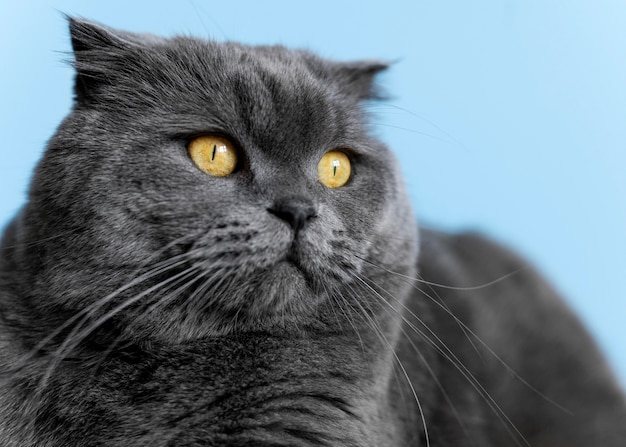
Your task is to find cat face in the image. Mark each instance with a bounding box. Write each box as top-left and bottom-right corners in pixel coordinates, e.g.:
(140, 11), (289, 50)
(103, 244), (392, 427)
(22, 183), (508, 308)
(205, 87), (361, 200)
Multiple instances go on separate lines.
(20, 19), (418, 342)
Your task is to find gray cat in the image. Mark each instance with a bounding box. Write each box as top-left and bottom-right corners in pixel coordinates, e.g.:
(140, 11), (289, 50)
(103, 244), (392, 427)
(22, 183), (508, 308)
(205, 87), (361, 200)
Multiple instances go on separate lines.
(0, 18), (624, 446)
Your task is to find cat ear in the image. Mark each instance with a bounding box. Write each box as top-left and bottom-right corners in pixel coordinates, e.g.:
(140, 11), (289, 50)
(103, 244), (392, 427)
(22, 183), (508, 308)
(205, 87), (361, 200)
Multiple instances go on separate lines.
(332, 60), (390, 101)
(69, 18), (129, 103)
(68, 17), (158, 103)
(69, 17), (163, 51)
(69, 17), (129, 54)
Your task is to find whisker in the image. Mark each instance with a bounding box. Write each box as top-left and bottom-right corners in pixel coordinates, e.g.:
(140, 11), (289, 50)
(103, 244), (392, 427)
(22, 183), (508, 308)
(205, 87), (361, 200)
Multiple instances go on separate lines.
(322, 282), (348, 336)
(336, 280), (416, 429)
(341, 277), (431, 447)
(370, 122), (454, 145)
(419, 275), (573, 414)
(191, 266), (237, 314)
(141, 267), (205, 317)
(69, 265), (199, 346)
(361, 256), (573, 415)
(354, 272), (526, 447)
(326, 282), (365, 354)
(56, 255), (190, 340)
(369, 102), (468, 150)
(362, 284), (474, 443)
(15, 255), (191, 372)
(417, 273), (484, 359)
(357, 254), (529, 291)
(40, 264), (198, 388)
(87, 267), (204, 379)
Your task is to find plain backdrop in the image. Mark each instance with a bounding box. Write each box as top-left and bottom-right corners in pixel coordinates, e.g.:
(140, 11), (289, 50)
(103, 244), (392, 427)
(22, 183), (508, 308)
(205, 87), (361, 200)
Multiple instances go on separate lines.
(1, 1), (625, 384)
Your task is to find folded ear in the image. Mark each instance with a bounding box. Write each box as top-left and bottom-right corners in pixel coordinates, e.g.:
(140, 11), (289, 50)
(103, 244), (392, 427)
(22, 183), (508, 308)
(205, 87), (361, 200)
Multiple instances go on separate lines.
(332, 60), (390, 101)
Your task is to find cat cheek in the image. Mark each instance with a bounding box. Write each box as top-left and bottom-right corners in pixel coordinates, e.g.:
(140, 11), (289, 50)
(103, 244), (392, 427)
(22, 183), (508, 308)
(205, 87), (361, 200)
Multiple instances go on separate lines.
(189, 213), (294, 269)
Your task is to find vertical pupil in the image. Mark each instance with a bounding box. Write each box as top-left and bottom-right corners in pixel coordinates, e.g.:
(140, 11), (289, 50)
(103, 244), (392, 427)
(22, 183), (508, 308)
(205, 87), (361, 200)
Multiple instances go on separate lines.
(332, 160), (339, 176)
(211, 145), (217, 161)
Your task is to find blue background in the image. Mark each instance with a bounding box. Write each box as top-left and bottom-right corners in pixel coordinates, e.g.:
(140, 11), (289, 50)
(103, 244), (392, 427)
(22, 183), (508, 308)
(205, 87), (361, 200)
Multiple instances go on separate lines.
(2, 1), (625, 384)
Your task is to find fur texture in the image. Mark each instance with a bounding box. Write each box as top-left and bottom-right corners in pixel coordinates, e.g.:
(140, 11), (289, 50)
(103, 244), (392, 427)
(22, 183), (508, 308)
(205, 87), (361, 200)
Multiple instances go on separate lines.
(0, 18), (625, 446)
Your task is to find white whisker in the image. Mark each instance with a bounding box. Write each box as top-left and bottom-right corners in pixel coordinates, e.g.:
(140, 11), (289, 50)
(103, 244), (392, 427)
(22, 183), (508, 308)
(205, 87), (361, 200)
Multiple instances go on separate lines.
(40, 264), (198, 388)
(354, 272), (529, 447)
(17, 255), (191, 374)
(343, 276), (431, 447)
(356, 255), (571, 414)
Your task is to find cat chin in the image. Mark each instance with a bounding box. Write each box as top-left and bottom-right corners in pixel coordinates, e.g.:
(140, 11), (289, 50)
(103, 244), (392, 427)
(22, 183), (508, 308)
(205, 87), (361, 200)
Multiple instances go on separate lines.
(128, 307), (317, 344)
(256, 259), (321, 303)
(122, 259), (324, 342)
(125, 312), (313, 344)
(225, 260), (322, 319)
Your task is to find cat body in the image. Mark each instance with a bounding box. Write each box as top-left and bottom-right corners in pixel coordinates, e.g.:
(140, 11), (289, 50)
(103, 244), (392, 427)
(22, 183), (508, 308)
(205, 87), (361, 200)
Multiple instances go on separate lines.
(0, 19), (624, 446)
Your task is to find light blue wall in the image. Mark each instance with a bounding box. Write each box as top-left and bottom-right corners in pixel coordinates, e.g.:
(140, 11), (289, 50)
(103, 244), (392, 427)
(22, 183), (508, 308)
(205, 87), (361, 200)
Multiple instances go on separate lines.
(2, 1), (625, 384)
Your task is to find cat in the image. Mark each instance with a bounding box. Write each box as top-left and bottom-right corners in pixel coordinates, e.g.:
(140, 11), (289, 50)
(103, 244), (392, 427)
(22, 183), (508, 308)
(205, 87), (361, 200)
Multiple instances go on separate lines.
(0, 17), (625, 447)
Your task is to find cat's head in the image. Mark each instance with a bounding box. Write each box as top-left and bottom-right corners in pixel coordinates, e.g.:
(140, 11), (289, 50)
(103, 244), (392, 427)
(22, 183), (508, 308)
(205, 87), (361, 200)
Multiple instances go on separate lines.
(16, 19), (418, 343)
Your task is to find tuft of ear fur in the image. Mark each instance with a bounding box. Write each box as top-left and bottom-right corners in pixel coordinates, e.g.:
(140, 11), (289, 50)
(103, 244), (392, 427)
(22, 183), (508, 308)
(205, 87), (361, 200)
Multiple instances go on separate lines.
(68, 17), (159, 103)
(69, 17), (127, 54)
(332, 60), (390, 101)
(69, 18), (128, 103)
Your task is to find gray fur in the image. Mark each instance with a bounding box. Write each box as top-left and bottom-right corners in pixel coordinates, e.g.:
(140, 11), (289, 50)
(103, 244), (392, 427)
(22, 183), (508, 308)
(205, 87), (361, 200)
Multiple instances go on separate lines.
(0, 18), (624, 446)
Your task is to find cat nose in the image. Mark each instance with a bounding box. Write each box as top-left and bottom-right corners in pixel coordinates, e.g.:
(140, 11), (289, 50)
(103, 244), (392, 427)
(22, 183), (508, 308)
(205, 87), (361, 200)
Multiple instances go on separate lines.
(268, 197), (317, 234)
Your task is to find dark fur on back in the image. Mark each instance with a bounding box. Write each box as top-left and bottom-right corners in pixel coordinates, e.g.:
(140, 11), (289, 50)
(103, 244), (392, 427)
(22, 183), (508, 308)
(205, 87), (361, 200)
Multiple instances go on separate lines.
(0, 18), (624, 446)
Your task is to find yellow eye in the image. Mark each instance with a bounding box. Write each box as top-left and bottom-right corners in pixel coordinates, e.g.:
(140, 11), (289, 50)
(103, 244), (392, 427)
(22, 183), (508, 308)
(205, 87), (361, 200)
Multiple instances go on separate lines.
(188, 135), (238, 177)
(318, 150), (351, 188)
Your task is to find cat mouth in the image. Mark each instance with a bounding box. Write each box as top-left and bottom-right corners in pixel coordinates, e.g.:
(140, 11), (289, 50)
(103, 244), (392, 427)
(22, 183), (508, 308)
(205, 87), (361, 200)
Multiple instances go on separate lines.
(266, 250), (319, 293)
(229, 257), (318, 320)
(279, 249), (313, 280)
(275, 256), (308, 281)
(284, 250), (301, 268)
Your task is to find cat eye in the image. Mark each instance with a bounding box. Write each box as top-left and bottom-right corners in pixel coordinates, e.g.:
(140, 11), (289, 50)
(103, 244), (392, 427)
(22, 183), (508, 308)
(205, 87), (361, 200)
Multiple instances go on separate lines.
(188, 135), (238, 177)
(317, 150), (351, 188)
